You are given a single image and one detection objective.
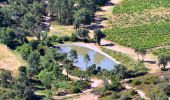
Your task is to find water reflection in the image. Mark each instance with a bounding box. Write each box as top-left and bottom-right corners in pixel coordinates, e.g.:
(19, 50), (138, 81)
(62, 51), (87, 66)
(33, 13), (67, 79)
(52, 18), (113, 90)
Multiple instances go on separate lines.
(57, 44), (117, 70)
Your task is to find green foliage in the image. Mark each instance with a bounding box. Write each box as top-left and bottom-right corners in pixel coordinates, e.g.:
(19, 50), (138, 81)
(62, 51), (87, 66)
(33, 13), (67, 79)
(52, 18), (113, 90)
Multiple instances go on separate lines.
(0, 27), (17, 48)
(110, 92), (120, 99)
(38, 69), (54, 89)
(149, 88), (168, 100)
(70, 33), (78, 42)
(75, 28), (89, 41)
(105, 22), (170, 49)
(132, 79), (141, 85)
(16, 44), (32, 60)
(48, 0), (96, 25)
(74, 8), (93, 25)
(102, 48), (148, 77)
(113, 0), (170, 14)
(69, 49), (78, 62)
(71, 86), (81, 93)
(94, 29), (105, 45)
(0, 69), (12, 87)
(153, 48), (170, 59)
(72, 80), (91, 90)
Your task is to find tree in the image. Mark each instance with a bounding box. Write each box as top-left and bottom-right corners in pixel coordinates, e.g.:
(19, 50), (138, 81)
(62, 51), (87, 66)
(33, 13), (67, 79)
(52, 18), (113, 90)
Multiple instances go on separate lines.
(73, 20), (80, 30)
(113, 64), (127, 80)
(74, 8), (93, 25)
(27, 51), (40, 67)
(87, 64), (96, 75)
(24, 86), (36, 100)
(0, 69), (12, 87)
(135, 48), (147, 61)
(0, 27), (16, 48)
(16, 44), (32, 60)
(69, 49), (78, 62)
(158, 56), (168, 69)
(94, 29), (105, 45)
(84, 54), (91, 70)
(63, 59), (74, 79)
(18, 66), (27, 81)
(75, 28), (89, 42)
(38, 69), (54, 89)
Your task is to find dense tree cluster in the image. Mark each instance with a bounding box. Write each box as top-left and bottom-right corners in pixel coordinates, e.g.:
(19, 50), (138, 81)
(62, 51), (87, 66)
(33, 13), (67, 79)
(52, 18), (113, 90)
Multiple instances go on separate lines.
(48, 0), (97, 26)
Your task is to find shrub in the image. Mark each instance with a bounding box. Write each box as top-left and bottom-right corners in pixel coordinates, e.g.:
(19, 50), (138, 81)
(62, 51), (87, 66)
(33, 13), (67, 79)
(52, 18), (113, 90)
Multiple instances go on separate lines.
(111, 92), (120, 99)
(119, 95), (131, 100)
(71, 86), (81, 93)
(62, 35), (70, 41)
(132, 79), (141, 85)
(70, 33), (78, 42)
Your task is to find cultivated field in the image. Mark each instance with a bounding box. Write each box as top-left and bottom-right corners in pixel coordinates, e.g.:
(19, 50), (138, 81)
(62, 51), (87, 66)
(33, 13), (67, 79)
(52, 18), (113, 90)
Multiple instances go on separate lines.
(105, 0), (170, 49)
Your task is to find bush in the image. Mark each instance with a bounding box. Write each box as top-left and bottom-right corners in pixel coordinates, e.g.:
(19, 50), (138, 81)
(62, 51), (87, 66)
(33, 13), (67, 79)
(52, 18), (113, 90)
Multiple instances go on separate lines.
(71, 86), (81, 93)
(119, 95), (131, 100)
(132, 79), (141, 85)
(129, 89), (137, 95)
(111, 92), (120, 99)
(70, 33), (78, 42)
(62, 35), (70, 41)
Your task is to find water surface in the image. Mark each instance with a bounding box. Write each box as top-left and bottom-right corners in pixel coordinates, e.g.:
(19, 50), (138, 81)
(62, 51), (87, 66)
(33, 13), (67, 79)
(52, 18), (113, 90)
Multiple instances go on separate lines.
(57, 44), (117, 70)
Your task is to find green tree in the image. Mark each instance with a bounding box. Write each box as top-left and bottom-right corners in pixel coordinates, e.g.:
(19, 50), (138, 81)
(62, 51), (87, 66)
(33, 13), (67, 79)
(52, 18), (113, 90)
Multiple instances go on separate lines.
(16, 44), (32, 60)
(74, 8), (93, 25)
(87, 64), (96, 75)
(94, 29), (105, 45)
(158, 56), (168, 69)
(0, 69), (12, 87)
(38, 69), (54, 89)
(135, 48), (147, 61)
(63, 59), (74, 79)
(113, 64), (127, 80)
(69, 49), (78, 62)
(24, 86), (36, 100)
(75, 28), (89, 42)
(18, 66), (27, 81)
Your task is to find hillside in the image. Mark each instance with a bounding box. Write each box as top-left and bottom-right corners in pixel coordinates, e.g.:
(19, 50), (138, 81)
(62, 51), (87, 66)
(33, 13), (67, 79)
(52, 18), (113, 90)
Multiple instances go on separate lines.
(0, 44), (26, 74)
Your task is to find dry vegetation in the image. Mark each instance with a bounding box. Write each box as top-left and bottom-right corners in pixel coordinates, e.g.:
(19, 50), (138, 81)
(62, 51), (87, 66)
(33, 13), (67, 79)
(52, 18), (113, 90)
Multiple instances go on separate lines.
(0, 44), (26, 75)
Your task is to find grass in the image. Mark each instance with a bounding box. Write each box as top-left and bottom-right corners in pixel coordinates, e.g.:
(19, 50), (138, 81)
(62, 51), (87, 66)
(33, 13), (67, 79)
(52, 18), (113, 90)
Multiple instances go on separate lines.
(49, 23), (75, 37)
(113, 0), (170, 14)
(102, 48), (146, 71)
(0, 44), (27, 75)
(105, 22), (170, 49)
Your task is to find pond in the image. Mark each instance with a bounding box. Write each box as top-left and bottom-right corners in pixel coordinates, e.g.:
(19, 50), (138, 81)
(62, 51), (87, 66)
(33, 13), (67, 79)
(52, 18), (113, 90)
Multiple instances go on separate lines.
(57, 44), (118, 70)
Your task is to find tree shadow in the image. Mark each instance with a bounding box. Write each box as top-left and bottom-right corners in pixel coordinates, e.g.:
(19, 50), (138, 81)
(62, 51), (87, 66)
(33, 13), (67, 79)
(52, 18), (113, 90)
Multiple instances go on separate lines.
(100, 43), (115, 46)
(143, 60), (157, 64)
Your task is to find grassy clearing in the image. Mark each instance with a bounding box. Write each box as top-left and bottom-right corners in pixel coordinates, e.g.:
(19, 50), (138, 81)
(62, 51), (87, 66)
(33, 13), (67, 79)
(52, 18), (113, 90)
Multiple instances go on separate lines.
(49, 23), (75, 37)
(102, 48), (147, 71)
(105, 22), (170, 49)
(0, 44), (26, 75)
(113, 0), (170, 14)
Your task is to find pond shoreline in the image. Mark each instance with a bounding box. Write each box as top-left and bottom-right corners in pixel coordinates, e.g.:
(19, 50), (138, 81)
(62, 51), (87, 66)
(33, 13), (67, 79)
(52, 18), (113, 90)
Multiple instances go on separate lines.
(55, 42), (120, 65)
